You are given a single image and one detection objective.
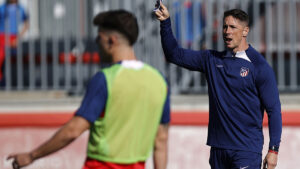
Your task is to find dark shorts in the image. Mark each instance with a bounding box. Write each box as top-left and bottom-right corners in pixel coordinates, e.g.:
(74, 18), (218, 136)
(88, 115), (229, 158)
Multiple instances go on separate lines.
(209, 147), (262, 169)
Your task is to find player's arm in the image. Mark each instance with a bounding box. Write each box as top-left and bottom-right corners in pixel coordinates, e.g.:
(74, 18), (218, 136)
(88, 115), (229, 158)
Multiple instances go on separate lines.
(154, 123), (169, 169)
(19, 20), (29, 38)
(153, 84), (170, 169)
(155, 2), (208, 72)
(7, 116), (90, 169)
(256, 65), (282, 169)
(7, 72), (107, 169)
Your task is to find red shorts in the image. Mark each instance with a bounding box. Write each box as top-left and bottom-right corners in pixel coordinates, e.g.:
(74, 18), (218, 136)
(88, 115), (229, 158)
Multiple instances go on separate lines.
(82, 158), (145, 169)
(0, 33), (17, 80)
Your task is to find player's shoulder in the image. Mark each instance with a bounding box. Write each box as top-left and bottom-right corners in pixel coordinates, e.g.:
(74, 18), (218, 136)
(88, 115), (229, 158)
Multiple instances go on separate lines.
(142, 62), (159, 72)
(245, 46), (276, 80)
(246, 45), (270, 68)
(85, 71), (107, 91)
(91, 71), (106, 82)
(139, 62), (168, 85)
(100, 62), (122, 74)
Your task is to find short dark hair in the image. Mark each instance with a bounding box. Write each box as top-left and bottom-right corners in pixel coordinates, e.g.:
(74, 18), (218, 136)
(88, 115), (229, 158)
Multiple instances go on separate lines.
(223, 9), (249, 26)
(93, 10), (139, 46)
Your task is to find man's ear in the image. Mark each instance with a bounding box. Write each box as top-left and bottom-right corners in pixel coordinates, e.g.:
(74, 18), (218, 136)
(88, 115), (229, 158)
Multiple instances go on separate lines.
(108, 35), (119, 46)
(108, 38), (113, 45)
(243, 26), (249, 37)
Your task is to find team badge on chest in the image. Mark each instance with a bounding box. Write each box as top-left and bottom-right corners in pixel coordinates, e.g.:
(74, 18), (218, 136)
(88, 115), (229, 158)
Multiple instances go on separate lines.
(240, 67), (249, 77)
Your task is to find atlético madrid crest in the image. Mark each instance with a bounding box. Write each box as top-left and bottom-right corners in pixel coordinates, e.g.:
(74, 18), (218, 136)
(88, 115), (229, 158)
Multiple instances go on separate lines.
(240, 67), (249, 77)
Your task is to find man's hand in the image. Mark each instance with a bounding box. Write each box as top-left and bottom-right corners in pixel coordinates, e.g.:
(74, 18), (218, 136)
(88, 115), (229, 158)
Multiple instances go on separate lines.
(7, 152), (34, 169)
(262, 152), (278, 169)
(154, 1), (170, 21)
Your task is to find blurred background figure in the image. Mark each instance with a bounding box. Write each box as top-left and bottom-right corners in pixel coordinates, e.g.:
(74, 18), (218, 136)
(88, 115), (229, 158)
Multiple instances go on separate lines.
(0, 0), (29, 85)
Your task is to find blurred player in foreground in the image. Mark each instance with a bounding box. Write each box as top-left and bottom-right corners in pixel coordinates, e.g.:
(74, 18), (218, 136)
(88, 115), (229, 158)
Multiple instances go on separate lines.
(155, 2), (281, 169)
(7, 10), (170, 169)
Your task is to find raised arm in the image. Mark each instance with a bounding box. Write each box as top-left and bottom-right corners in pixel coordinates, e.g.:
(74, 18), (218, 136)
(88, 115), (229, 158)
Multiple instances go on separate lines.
(155, 2), (208, 72)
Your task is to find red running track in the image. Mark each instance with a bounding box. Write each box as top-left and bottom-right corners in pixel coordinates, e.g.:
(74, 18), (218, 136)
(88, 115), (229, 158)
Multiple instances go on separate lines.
(0, 111), (300, 127)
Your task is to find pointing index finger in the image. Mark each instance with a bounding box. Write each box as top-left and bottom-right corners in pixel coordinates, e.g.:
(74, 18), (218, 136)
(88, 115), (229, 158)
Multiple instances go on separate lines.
(160, 1), (166, 10)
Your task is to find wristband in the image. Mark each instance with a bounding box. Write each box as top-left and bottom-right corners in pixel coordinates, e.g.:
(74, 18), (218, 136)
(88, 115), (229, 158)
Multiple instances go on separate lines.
(268, 149), (278, 154)
(269, 145), (279, 152)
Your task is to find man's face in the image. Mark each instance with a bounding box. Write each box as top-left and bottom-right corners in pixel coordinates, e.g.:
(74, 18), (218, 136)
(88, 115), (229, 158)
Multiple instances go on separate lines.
(96, 32), (113, 63)
(223, 16), (248, 52)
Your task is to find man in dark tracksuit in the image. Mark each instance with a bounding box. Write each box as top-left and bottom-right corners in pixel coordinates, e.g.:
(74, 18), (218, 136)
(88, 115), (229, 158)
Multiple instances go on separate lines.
(155, 2), (282, 169)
